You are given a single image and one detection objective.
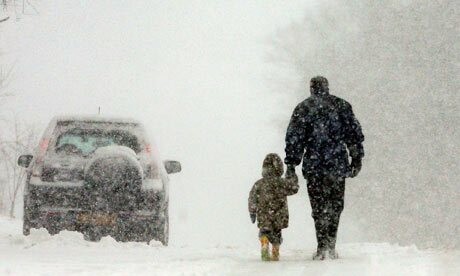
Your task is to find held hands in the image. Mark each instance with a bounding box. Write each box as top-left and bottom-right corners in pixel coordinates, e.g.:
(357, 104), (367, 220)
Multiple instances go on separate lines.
(250, 213), (256, 224)
(286, 165), (296, 178)
(350, 158), (362, 178)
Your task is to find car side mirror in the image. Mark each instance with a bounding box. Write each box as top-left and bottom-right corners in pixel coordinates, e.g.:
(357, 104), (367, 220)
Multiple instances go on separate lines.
(164, 160), (181, 174)
(18, 155), (33, 168)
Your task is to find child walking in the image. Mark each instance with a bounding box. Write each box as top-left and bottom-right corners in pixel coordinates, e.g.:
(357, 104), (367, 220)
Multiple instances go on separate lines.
(248, 153), (299, 261)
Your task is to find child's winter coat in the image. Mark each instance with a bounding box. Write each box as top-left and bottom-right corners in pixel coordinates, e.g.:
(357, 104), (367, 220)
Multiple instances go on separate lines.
(248, 153), (299, 230)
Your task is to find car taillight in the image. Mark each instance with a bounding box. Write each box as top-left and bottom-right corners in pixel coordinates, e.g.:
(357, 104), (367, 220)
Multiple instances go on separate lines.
(144, 143), (160, 157)
(145, 144), (152, 154)
(39, 138), (49, 154)
(32, 138), (49, 177)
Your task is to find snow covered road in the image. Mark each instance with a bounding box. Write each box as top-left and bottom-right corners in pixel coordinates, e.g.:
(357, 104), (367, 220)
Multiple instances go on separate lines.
(0, 217), (458, 276)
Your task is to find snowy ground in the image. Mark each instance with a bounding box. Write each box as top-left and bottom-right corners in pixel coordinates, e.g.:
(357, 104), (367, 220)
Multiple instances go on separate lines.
(0, 217), (458, 276)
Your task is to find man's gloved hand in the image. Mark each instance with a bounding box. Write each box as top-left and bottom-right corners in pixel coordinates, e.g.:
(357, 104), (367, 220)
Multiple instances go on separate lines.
(350, 158), (362, 178)
(250, 213), (256, 224)
(286, 165), (296, 178)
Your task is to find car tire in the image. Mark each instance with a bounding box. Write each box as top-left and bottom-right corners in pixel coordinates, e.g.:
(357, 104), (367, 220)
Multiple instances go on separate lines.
(158, 208), (169, 246)
(47, 225), (61, 236)
(23, 222), (31, 236)
(83, 228), (102, 242)
(23, 198), (33, 236)
(114, 221), (130, 242)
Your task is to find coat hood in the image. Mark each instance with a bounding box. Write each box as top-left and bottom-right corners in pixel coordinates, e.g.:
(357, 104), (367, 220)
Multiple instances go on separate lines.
(310, 76), (329, 97)
(262, 153), (284, 178)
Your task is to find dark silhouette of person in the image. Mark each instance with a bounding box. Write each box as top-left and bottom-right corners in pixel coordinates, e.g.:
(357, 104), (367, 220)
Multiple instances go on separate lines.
(284, 76), (364, 260)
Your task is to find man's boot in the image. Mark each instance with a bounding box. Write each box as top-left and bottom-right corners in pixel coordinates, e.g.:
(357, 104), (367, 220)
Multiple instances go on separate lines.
(312, 248), (326, 260)
(327, 249), (339, 259)
(271, 244), (280, 261)
(327, 214), (340, 259)
(326, 236), (339, 259)
(313, 222), (328, 261)
(260, 235), (270, 261)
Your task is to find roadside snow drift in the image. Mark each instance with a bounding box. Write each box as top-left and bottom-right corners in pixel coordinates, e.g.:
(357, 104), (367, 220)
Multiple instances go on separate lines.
(0, 217), (458, 276)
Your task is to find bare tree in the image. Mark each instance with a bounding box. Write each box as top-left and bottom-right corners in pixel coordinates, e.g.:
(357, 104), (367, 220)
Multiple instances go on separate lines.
(0, 66), (13, 101)
(0, 0), (39, 217)
(0, 117), (37, 217)
(1, 0), (11, 23)
(1, 0), (39, 22)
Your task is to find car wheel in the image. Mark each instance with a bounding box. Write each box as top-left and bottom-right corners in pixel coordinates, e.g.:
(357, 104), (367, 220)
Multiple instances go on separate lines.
(83, 228), (102, 242)
(158, 208), (169, 246)
(23, 198), (33, 236)
(114, 222), (130, 242)
(23, 222), (31, 236)
(46, 225), (60, 236)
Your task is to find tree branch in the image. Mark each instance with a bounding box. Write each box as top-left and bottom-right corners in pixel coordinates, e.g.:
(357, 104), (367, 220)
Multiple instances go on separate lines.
(0, 16), (9, 23)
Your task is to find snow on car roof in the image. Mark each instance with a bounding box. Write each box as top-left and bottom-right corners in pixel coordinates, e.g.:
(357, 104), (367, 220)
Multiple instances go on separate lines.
(51, 115), (141, 125)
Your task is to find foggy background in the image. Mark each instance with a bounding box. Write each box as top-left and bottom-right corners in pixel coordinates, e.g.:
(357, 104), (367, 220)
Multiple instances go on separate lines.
(268, 0), (459, 249)
(1, 0), (458, 250)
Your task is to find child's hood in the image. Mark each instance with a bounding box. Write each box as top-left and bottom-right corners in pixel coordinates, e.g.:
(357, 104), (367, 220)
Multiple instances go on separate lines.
(262, 153), (284, 178)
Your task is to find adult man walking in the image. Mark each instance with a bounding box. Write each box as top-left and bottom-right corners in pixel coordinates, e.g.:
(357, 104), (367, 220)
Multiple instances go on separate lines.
(284, 76), (364, 260)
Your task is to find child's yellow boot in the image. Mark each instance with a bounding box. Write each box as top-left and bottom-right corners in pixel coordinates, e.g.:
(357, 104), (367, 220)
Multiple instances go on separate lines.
(260, 235), (270, 261)
(271, 244), (280, 261)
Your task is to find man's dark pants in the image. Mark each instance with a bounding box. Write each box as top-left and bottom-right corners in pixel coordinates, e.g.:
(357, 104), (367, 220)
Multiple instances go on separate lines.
(306, 175), (345, 251)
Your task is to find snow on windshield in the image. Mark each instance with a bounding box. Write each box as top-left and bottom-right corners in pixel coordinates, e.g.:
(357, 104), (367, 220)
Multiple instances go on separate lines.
(56, 128), (141, 155)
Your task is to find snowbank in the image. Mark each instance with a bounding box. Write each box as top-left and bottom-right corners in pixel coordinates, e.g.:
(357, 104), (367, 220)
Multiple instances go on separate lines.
(0, 217), (458, 276)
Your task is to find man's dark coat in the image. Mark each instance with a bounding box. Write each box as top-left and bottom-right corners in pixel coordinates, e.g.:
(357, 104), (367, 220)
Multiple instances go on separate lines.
(285, 89), (364, 178)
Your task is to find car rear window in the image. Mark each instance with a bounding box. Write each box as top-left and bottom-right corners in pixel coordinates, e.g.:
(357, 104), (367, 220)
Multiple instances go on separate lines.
(55, 128), (141, 155)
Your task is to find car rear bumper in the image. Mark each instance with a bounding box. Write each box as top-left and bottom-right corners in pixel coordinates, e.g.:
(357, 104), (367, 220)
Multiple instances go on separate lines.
(25, 178), (167, 237)
(29, 207), (163, 230)
(26, 179), (166, 212)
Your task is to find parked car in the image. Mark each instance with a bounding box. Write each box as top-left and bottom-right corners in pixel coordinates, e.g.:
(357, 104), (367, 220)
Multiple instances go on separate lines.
(18, 116), (181, 245)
